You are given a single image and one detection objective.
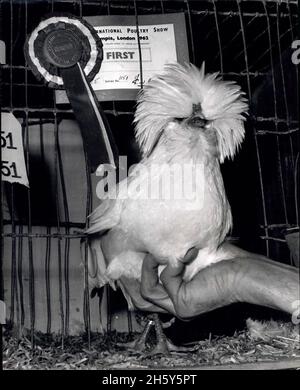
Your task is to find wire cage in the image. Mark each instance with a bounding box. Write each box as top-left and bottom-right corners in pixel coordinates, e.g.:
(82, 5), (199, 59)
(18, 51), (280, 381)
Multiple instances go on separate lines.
(1, 0), (299, 350)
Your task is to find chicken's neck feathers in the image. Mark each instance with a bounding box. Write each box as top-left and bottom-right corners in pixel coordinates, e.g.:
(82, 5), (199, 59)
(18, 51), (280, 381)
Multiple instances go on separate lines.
(141, 130), (219, 169)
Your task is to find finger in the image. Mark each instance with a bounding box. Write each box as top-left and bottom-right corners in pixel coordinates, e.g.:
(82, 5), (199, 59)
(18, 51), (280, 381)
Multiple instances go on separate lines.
(161, 260), (186, 278)
(140, 278), (177, 316)
(160, 260), (226, 318)
(142, 281), (173, 307)
(182, 247), (199, 264)
(160, 263), (184, 301)
(141, 253), (161, 295)
(142, 252), (160, 272)
(162, 261), (237, 318)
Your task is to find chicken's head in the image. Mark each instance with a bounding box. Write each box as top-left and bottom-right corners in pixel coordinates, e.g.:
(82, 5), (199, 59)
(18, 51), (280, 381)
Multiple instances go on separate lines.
(134, 62), (248, 162)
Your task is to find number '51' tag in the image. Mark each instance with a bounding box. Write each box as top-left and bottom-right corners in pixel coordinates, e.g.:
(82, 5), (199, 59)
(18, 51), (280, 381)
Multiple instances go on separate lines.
(1, 113), (29, 187)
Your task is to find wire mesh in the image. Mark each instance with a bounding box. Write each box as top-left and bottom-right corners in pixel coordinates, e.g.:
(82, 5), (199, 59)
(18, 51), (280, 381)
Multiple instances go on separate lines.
(1, 0), (299, 346)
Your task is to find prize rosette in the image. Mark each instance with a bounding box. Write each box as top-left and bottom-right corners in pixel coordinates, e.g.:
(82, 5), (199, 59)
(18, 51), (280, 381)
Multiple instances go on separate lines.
(24, 13), (103, 88)
(24, 14), (118, 173)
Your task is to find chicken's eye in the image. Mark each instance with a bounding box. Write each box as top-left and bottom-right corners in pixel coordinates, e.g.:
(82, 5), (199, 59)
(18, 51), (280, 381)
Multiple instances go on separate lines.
(188, 116), (208, 128)
(174, 117), (185, 123)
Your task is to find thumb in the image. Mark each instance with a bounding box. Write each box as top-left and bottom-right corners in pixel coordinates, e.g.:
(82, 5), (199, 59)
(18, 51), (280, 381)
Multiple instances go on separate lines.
(161, 247), (199, 279)
(182, 247), (199, 264)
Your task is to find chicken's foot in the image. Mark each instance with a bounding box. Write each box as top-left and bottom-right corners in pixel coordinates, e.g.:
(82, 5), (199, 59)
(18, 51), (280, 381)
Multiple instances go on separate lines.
(149, 313), (197, 355)
(116, 319), (154, 352)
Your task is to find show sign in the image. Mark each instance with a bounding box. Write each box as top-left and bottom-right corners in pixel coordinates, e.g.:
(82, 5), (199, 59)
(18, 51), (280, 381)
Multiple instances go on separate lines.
(56, 13), (189, 102)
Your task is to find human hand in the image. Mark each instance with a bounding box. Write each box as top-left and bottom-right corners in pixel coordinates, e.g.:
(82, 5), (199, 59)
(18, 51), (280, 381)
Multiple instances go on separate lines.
(141, 243), (299, 319)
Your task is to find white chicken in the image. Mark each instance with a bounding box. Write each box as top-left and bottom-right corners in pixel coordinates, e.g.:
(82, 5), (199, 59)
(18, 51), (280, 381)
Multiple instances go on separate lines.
(86, 62), (248, 352)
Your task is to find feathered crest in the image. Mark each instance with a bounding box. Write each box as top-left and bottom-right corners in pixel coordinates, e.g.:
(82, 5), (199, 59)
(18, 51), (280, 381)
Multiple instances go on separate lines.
(134, 62), (248, 162)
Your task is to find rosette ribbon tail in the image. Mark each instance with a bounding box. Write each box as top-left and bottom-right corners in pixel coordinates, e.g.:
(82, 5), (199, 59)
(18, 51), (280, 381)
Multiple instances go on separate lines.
(61, 63), (119, 173)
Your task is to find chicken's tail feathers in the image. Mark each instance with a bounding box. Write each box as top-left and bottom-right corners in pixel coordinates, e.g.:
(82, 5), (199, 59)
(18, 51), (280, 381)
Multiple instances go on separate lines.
(81, 237), (116, 292)
(85, 198), (122, 235)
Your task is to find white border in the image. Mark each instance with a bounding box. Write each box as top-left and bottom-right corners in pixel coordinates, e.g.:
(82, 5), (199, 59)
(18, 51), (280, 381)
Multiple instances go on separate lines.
(28, 16), (98, 85)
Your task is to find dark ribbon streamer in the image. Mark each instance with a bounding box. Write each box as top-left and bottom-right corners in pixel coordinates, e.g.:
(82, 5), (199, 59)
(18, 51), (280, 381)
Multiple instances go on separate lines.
(61, 63), (119, 173)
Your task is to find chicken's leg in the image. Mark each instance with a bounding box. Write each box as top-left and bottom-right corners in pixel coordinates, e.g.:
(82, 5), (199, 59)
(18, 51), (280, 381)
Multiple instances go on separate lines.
(150, 313), (199, 355)
(150, 313), (170, 355)
(116, 317), (154, 352)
